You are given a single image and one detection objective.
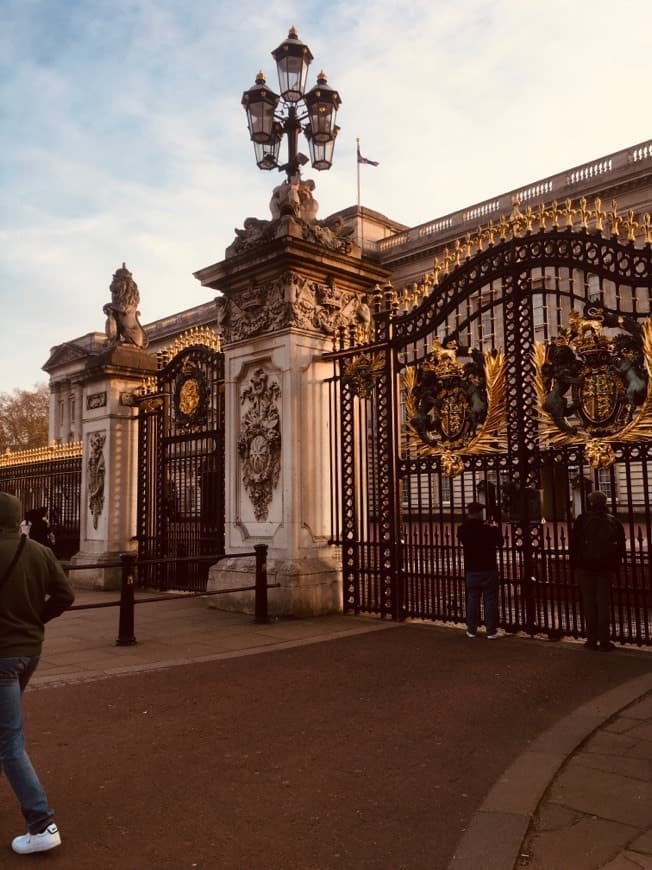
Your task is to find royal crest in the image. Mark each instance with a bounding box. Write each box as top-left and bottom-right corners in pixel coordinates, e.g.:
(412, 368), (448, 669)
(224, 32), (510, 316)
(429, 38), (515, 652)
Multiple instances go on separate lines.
(534, 305), (652, 466)
(174, 365), (208, 428)
(342, 352), (385, 399)
(402, 341), (506, 475)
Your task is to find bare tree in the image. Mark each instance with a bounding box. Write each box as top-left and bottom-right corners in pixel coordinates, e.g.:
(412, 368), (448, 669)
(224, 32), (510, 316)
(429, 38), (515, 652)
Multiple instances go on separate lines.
(0, 385), (49, 452)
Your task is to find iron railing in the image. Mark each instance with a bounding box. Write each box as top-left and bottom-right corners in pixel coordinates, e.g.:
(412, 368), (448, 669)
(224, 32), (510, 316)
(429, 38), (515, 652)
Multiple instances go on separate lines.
(63, 546), (275, 645)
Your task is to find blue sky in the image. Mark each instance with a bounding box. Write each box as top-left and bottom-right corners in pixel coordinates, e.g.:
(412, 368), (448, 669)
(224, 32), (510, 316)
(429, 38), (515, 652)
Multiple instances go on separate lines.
(1, 0), (651, 394)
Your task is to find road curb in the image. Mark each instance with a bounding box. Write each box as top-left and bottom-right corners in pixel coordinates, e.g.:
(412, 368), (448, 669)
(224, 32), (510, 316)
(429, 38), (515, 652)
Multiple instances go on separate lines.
(446, 671), (652, 870)
(30, 620), (398, 690)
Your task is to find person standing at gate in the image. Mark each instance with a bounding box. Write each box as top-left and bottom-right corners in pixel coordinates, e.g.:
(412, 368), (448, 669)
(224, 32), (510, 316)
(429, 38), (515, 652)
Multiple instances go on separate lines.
(0, 492), (75, 853)
(24, 507), (55, 550)
(570, 490), (626, 652)
(458, 501), (504, 639)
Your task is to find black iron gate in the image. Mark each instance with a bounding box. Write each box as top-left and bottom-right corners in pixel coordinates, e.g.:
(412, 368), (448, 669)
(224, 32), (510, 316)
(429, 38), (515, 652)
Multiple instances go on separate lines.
(0, 444), (82, 560)
(136, 331), (225, 591)
(328, 200), (652, 645)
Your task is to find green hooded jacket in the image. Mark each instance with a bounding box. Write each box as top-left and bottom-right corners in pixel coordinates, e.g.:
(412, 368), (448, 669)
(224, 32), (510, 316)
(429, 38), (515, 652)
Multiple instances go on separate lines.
(0, 492), (75, 656)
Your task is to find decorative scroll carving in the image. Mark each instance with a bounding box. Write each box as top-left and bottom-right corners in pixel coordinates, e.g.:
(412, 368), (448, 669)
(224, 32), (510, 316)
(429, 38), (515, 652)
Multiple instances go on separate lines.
(103, 263), (148, 348)
(216, 272), (371, 343)
(86, 392), (107, 410)
(534, 306), (652, 467)
(87, 431), (106, 529)
(238, 368), (281, 521)
(402, 342), (507, 475)
(227, 179), (354, 258)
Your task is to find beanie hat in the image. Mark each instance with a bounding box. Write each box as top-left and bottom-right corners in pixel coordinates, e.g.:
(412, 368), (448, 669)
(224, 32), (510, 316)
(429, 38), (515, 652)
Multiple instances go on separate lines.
(0, 492), (22, 531)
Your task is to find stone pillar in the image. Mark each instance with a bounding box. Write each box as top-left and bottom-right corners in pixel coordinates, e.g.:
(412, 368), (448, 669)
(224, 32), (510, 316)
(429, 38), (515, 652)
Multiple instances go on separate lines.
(210, 329), (339, 615)
(70, 345), (156, 588)
(194, 183), (389, 616)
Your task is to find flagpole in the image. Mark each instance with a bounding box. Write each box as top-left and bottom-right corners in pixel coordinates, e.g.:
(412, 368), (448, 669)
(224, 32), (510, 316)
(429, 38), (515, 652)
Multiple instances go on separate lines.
(356, 137), (363, 253)
(356, 137), (361, 207)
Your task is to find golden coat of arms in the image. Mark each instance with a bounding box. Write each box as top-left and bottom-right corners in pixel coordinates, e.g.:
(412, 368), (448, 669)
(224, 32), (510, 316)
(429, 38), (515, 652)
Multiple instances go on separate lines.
(534, 306), (652, 467)
(402, 340), (507, 475)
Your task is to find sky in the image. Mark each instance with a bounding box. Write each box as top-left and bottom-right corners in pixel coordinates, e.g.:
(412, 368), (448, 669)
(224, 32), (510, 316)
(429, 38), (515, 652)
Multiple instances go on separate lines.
(1, 0), (651, 395)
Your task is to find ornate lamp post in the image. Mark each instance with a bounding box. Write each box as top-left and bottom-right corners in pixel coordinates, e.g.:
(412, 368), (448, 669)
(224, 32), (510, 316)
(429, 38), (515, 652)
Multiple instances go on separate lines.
(241, 28), (341, 181)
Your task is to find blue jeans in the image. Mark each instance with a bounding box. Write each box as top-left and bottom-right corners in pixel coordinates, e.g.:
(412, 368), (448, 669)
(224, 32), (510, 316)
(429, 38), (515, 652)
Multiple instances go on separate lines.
(465, 570), (499, 635)
(0, 656), (54, 834)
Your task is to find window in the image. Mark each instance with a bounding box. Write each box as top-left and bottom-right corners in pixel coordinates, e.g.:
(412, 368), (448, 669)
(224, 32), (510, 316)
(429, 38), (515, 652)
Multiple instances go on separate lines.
(597, 468), (615, 502)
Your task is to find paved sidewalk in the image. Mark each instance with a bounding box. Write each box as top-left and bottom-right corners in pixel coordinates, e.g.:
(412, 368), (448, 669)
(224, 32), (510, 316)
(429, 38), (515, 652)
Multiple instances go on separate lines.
(35, 589), (395, 686)
(520, 690), (652, 870)
(19, 592), (652, 868)
(448, 668), (652, 870)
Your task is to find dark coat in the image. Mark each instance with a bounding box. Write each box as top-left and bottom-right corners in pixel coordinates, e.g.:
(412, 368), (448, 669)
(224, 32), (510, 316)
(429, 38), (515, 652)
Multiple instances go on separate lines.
(457, 518), (503, 572)
(0, 493), (74, 656)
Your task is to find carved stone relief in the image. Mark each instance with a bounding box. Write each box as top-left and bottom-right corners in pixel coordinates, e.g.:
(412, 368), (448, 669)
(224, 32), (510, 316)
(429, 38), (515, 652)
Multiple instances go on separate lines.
(226, 178), (354, 258)
(87, 431), (106, 529)
(237, 368), (281, 522)
(86, 391), (107, 410)
(216, 272), (371, 344)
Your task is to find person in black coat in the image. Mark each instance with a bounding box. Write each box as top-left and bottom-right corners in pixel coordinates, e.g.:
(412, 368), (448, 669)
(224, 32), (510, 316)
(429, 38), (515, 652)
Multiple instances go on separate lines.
(571, 490), (626, 652)
(457, 501), (504, 639)
(24, 508), (53, 549)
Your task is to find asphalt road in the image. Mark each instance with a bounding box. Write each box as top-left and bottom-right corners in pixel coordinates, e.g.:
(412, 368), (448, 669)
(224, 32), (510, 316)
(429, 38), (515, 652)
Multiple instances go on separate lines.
(2, 625), (651, 869)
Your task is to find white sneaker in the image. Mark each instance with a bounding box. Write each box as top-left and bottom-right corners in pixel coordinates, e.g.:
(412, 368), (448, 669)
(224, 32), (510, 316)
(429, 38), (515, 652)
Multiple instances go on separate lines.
(466, 631), (476, 638)
(11, 823), (61, 854)
(487, 630), (505, 640)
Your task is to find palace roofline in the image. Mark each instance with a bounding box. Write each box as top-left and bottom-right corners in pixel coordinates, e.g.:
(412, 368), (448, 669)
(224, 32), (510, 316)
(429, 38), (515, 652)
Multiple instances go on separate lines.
(374, 138), (652, 264)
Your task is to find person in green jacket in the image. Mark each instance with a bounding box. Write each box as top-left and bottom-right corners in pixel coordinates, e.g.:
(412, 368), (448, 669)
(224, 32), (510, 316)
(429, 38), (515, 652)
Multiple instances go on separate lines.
(0, 492), (74, 854)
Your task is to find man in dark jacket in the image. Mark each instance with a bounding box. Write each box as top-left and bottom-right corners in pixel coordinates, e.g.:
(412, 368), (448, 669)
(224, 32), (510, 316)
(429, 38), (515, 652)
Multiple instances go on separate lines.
(571, 490), (626, 652)
(24, 507), (53, 549)
(457, 501), (504, 638)
(0, 492), (74, 854)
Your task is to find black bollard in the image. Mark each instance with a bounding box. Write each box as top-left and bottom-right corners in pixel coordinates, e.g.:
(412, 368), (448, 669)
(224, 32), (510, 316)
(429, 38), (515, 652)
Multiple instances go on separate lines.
(254, 544), (269, 624)
(116, 552), (138, 646)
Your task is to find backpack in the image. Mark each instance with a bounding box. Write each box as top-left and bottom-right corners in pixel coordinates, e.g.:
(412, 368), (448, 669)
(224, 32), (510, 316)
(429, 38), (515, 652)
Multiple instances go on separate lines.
(576, 513), (622, 570)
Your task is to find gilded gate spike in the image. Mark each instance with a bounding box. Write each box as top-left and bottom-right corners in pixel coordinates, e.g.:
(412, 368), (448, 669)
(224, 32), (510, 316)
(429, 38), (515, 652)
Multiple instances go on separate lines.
(411, 192), (646, 316)
(432, 258), (442, 284)
(564, 198), (576, 228)
(608, 200), (622, 237)
(643, 213), (652, 245)
(625, 209), (639, 242)
(0, 441), (82, 468)
(523, 205), (535, 234)
(579, 197), (591, 229)
(508, 197), (525, 237)
(537, 202), (548, 231)
(593, 197), (606, 233)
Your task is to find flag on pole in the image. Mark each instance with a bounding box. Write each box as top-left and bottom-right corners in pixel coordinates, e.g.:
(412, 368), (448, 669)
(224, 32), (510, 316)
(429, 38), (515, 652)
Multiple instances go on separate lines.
(357, 143), (379, 166)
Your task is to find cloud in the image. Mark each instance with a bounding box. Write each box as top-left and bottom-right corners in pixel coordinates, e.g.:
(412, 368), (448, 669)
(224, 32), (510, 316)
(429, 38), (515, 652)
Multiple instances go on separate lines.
(1, 0), (651, 394)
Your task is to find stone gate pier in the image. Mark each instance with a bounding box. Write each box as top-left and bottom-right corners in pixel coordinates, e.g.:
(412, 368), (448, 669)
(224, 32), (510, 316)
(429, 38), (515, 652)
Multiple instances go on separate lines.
(194, 179), (389, 615)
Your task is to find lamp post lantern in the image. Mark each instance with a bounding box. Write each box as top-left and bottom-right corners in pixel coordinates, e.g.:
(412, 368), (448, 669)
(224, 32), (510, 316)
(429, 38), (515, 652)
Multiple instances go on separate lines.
(242, 28), (341, 182)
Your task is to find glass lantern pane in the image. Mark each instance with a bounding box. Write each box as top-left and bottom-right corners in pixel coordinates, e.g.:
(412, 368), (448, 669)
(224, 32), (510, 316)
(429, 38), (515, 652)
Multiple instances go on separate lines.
(248, 102), (275, 143)
(279, 56), (307, 101)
